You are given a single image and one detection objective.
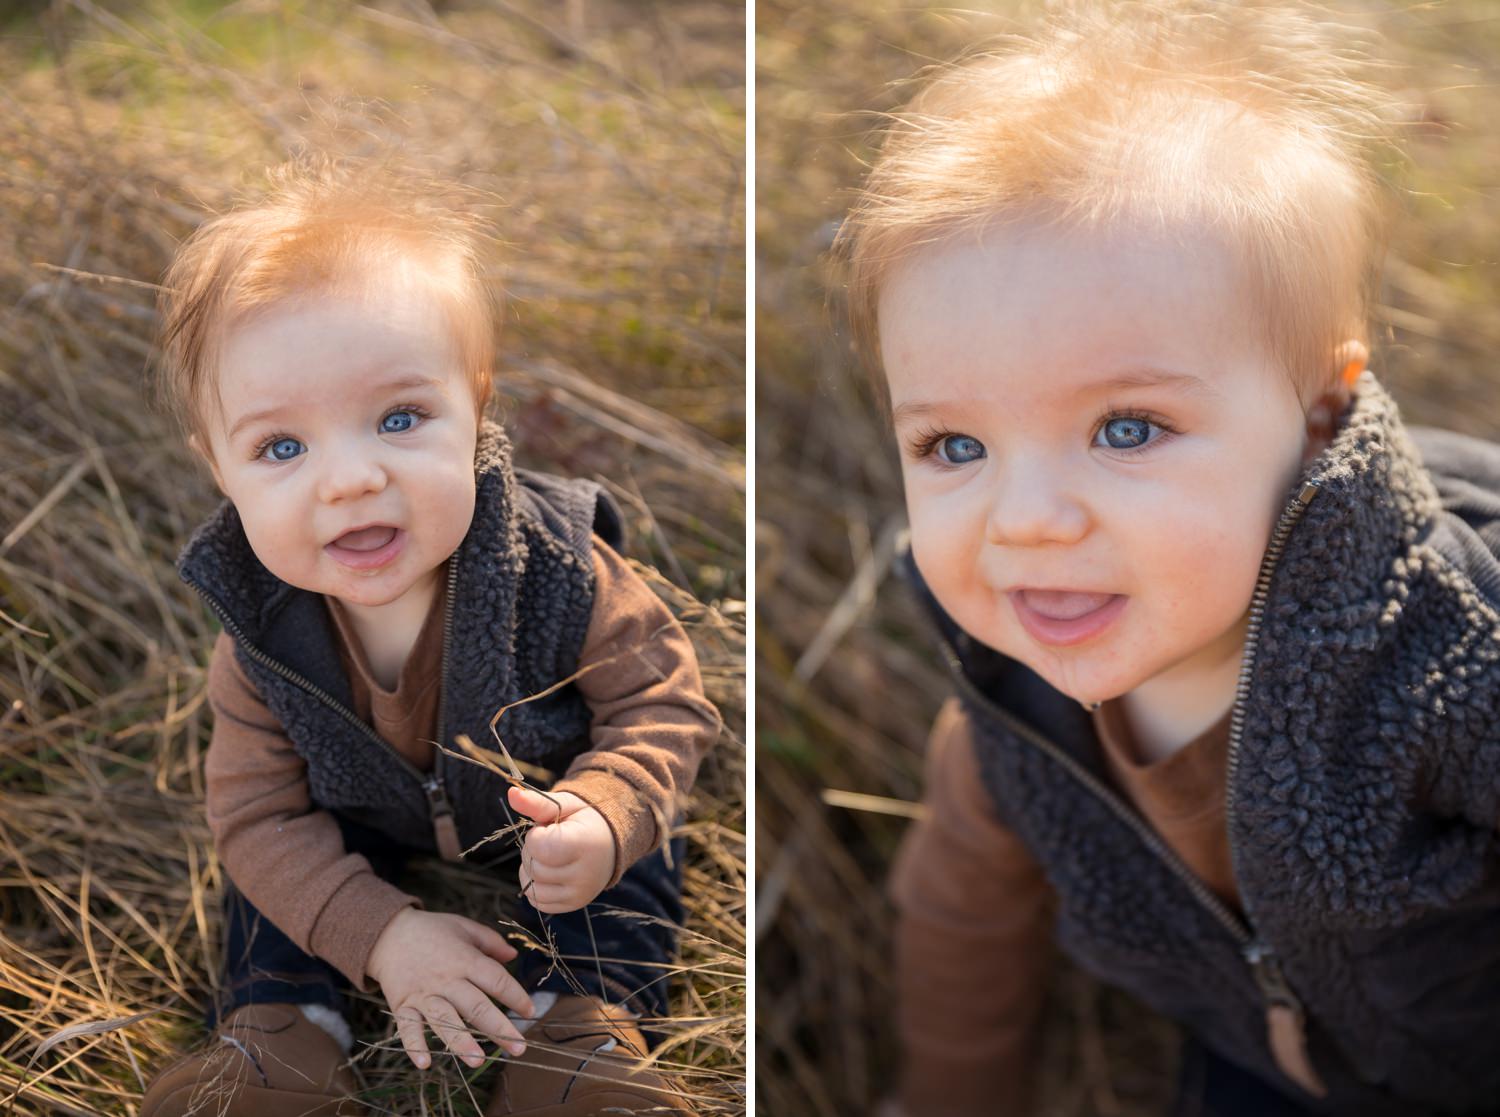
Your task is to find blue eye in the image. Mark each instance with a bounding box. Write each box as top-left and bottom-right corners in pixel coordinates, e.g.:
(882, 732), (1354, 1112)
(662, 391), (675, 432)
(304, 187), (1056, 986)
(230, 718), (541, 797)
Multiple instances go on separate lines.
(268, 437), (303, 461)
(1097, 415), (1158, 451)
(937, 434), (986, 464)
(381, 410), (418, 434)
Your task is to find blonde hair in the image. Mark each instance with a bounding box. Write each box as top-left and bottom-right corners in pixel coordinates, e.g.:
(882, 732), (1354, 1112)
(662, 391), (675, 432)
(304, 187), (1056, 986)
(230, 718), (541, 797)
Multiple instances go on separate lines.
(838, 0), (1401, 408)
(154, 154), (497, 447)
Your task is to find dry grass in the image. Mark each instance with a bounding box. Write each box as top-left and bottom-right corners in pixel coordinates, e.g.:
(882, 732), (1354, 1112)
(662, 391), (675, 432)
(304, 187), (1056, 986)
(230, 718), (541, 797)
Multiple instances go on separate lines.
(755, 2), (1500, 1114)
(0, 1), (744, 1113)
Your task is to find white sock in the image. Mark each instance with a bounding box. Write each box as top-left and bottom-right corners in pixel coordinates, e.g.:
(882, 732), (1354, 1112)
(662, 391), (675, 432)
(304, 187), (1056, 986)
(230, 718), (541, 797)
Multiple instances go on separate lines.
(509, 989), (560, 1034)
(297, 1002), (354, 1053)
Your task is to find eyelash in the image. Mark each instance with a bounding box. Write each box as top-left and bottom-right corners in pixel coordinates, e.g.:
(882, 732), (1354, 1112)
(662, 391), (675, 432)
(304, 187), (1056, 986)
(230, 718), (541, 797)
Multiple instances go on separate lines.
(905, 409), (1179, 466)
(251, 403), (433, 462)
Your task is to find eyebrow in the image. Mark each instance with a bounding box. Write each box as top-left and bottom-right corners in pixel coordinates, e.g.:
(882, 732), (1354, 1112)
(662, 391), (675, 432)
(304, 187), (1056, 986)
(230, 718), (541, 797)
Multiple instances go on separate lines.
(1077, 367), (1221, 400)
(891, 366), (1220, 427)
(226, 374), (447, 442)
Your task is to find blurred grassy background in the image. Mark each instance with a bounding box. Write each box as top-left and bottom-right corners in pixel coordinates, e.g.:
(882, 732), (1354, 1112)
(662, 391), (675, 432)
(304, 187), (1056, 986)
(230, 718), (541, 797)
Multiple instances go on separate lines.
(755, 2), (1500, 1114)
(0, 1), (743, 1113)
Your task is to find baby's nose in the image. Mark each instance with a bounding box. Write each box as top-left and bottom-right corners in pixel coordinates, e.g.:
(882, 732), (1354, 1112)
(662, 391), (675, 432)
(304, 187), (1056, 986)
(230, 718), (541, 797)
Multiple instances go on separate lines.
(317, 452), (389, 503)
(984, 461), (1090, 547)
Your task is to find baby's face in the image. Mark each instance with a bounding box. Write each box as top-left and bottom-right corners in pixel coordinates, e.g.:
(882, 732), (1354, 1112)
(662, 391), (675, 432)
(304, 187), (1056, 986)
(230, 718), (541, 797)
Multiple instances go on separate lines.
(880, 216), (1317, 706)
(193, 277), (479, 613)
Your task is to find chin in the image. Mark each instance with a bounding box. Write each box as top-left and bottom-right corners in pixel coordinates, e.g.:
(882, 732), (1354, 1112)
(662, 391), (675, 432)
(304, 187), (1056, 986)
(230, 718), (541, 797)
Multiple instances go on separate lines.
(328, 576), (417, 609)
(1019, 650), (1140, 710)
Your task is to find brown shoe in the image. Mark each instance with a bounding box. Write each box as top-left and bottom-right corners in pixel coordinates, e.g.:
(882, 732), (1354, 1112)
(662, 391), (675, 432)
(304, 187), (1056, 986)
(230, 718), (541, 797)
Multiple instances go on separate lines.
(486, 995), (694, 1116)
(139, 1003), (365, 1116)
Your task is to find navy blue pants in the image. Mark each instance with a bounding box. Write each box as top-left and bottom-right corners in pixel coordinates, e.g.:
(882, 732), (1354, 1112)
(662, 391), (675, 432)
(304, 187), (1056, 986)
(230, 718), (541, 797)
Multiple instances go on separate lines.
(208, 809), (684, 1033)
(1170, 1037), (1321, 1117)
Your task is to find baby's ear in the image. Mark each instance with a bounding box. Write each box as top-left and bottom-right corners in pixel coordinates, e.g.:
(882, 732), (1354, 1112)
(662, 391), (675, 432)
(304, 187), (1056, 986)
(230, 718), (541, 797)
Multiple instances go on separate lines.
(1332, 338), (1369, 389)
(1301, 339), (1366, 465)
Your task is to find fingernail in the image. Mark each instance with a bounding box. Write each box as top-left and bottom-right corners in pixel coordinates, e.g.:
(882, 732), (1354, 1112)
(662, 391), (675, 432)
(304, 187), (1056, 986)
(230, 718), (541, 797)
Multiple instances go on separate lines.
(416, 1054), (429, 1069)
(507, 1041), (525, 1057)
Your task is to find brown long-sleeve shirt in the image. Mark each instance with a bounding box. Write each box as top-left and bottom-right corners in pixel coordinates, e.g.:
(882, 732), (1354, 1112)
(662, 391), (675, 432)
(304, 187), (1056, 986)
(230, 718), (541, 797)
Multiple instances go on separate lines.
(203, 535), (720, 993)
(890, 695), (1235, 1116)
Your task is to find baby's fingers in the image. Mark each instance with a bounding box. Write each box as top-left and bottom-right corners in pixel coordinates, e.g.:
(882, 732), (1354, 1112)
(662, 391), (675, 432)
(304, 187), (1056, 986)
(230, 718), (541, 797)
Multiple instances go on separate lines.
(468, 950), (536, 1022)
(525, 880), (582, 913)
(422, 994), (487, 1069)
(456, 976), (529, 1056)
(465, 918), (520, 965)
(509, 784), (562, 825)
(519, 859), (573, 899)
(393, 1004), (432, 1070)
(525, 823), (579, 868)
(524, 854), (585, 888)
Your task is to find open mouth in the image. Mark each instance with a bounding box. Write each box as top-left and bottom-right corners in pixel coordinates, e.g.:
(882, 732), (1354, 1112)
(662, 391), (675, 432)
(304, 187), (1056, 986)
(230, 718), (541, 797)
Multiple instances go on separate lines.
(332, 525), (397, 552)
(325, 525), (404, 570)
(1018, 589), (1114, 620)
(1010, 590), (1126, 647)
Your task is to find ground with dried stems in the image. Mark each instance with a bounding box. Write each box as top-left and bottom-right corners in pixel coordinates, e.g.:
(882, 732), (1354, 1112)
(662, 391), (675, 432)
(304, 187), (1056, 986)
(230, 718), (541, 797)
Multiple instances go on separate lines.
(0, 3), (744, 1114)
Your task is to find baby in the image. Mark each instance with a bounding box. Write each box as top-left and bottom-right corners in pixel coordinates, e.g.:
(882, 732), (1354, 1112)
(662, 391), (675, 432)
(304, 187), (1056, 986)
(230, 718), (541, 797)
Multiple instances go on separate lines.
(837, 5), (1500, 1116)
(138, 158), (721, 1115)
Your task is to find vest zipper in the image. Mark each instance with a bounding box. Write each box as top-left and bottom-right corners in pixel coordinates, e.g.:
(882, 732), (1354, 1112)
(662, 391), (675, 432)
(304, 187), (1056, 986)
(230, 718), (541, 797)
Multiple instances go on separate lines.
(428, 555), (461, 859)
(1223, 481), (1325, 1095)
(183, 555), (464, 859)
(939, 479), (1324, 1089)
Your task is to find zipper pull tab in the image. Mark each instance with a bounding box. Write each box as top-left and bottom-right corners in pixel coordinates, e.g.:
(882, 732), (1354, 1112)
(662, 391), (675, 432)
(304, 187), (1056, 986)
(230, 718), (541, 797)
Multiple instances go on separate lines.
(1244, 940), (1327, 1098)
(423, 776), (463, 862)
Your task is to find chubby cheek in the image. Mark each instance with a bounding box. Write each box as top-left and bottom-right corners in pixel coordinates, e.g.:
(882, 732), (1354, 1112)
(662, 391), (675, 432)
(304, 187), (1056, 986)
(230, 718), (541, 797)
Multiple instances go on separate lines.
(416, 436), (477, 517)
(1135, 508), (1264, 645)
(435, 481), (477, 548)
(418, 450), (475, 518)
(904, 473), (998, 636)
(238, 498), (316, 582)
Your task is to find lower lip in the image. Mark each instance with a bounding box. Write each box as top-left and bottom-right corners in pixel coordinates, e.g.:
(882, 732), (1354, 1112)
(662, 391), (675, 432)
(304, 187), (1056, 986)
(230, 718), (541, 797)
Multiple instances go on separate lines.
(1010, 591), (1127, 647)
(325, 528), (405, 571)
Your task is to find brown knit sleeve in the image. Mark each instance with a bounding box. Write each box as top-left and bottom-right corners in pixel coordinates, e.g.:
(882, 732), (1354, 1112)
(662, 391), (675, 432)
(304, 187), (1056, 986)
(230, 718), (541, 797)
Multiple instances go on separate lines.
(203, 629), (421, 992)
(889, 697), (1058, 1117)
(551, 535), (722, 886)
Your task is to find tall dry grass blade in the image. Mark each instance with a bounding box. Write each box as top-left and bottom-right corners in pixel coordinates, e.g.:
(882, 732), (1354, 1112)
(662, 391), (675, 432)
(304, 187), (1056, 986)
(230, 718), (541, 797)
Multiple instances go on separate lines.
(28, 1010), (161, 1064)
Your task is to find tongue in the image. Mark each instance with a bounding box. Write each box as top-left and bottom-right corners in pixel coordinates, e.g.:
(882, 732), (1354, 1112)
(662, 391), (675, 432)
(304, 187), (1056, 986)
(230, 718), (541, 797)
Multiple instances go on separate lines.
(334, 525), (397, 552)
(1022, 590), (1115, 621)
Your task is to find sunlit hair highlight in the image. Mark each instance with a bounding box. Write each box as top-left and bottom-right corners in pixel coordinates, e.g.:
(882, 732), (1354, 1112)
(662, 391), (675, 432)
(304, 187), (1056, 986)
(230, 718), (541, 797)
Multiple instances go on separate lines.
(153, 154), (498, 447)
(837, 1), (1402, 410)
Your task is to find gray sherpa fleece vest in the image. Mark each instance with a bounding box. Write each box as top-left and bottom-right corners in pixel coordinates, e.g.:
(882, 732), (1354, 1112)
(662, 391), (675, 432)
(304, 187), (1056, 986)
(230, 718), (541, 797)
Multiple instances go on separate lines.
(903, 372), (1500, 1116)
(177, 417), (624, 863)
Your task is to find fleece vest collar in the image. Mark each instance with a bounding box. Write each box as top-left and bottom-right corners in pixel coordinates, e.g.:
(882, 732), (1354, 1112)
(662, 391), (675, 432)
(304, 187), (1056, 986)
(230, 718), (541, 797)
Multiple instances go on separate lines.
(903, 372), (1500, 1115)
(177, 418), (622, 862)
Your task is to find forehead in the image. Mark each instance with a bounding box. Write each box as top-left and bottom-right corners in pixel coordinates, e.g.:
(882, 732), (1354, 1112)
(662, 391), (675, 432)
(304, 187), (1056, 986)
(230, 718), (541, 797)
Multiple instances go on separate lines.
(223, 278), (456, 361)
(205, 276), (465, 437)
(877, 215), (1271, 411)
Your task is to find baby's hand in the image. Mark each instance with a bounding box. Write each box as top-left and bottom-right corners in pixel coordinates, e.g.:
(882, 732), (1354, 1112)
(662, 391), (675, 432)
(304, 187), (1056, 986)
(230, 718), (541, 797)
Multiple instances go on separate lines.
(508, 786), (616, 913)
(366, 907), (535, 1070)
